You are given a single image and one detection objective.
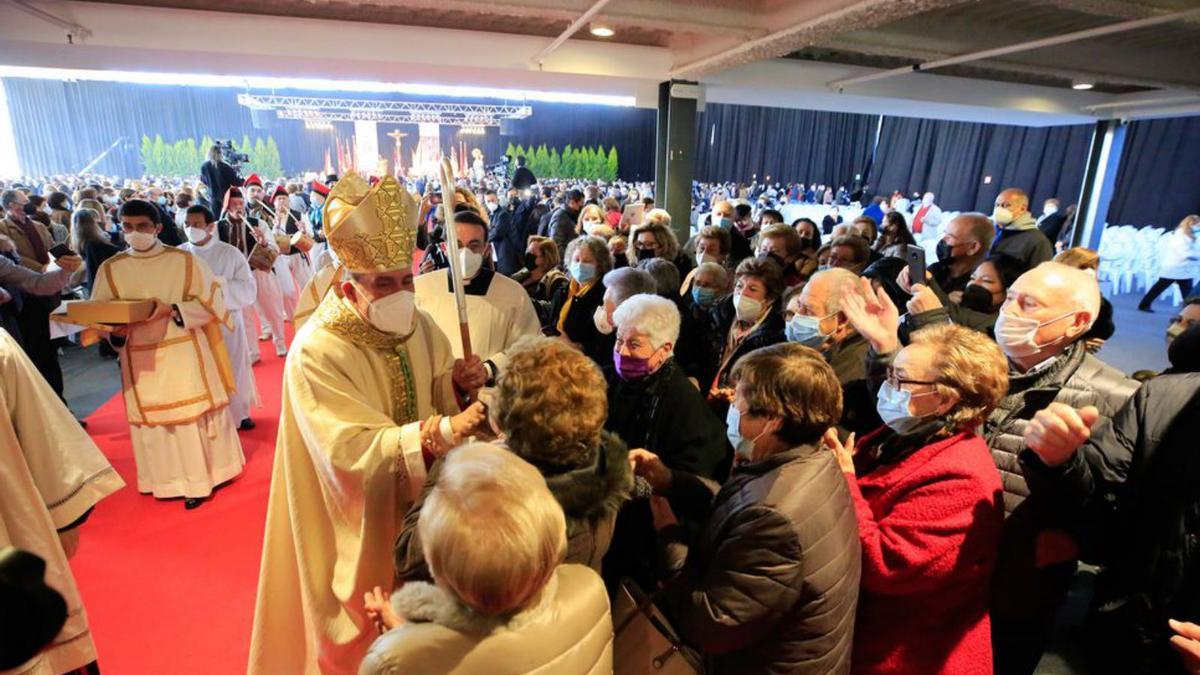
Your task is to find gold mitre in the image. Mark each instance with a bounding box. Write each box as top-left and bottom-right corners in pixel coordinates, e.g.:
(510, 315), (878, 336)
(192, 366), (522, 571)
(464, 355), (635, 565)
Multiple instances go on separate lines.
(324, 172), (418, 273)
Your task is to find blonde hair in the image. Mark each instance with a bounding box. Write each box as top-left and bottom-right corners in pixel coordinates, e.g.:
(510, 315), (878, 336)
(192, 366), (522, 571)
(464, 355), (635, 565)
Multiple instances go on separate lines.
(644, 208), (672, 228)
(909, 323), (1009, 430)
(580, 203), (605, 225)
(420, 443), (566, 616)
(1053, 246), (1100, 272)
(1177, 214), (1199, 240)
(760, 223), (804, 258)
(497, 336), (607, 467)
(630, 221), (680, 261)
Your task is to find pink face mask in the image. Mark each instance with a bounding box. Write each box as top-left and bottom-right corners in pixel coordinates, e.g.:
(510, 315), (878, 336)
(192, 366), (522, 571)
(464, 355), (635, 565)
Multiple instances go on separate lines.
(613, 347), (655, 381)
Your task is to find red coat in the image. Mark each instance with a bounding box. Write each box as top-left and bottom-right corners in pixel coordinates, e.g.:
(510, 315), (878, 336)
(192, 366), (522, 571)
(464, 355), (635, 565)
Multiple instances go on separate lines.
(845, 430), (1004, 674)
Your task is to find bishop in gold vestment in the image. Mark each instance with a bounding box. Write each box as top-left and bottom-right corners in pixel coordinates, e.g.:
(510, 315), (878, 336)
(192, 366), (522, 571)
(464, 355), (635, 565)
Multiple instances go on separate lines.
(248, 173), (482, 674)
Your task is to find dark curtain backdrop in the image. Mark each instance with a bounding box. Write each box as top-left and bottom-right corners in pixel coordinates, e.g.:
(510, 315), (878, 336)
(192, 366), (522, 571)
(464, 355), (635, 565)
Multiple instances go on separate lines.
(2, 78), (657, 180)
(870, 117), (1094, 213)
(695, 103), (878, 187)
(1107, 117), (1200, 227)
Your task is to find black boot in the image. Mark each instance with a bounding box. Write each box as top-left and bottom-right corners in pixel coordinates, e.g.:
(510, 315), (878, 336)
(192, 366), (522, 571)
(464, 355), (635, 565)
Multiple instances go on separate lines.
(184, 497), (204, 510)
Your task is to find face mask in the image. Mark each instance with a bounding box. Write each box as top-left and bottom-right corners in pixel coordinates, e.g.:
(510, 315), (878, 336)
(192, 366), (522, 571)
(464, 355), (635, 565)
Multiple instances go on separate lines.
(922, 195), (934, 206)
(817, 263), (831, 272)
(523, 252), (538, 271)
(935, 240), (957, 263)
(583, 220), (604, 235)
(186, 227), (210, 244)
(1043, 204), (1058, 216)
(570, 261), (597, 285)
(876, 381), (936, 435)
(459, 248), (483, 280)
(959, 283), (997, 313)
(697, 251), (720, 267)
(994, 309), (1077, 358)
(365, 289), (415, 335)
(785, 313), (834, 348)
(125, 230), (158, 251)
(593, 305), (615, 335)
(156, 196), (167, 206)
(733, 293), (764, 323)
(712, 216), (732, 230)
(612, 253), (629, 269)
(692, 286), (717, 307)
(613, 346), (657, 381)
(993, 206), (1014, 226)
(1167, 321), (1186, 342)
(636, 248), (655, 262)
(726, 406), (772, 462)
(486, 201), (499, 213)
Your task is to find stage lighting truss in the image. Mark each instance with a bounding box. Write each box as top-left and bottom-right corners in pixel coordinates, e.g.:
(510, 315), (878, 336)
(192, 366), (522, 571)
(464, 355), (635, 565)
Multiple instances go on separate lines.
(237, 94), (532, 127)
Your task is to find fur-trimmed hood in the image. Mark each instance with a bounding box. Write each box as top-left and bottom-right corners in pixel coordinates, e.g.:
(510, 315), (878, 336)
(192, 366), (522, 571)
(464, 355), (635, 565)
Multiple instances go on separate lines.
(539, 430), (632, 521)
(391, 574), (558, 635)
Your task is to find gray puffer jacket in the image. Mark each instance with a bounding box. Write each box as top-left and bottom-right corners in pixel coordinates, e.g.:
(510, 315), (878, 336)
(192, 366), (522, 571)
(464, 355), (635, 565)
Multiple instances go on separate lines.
(985, 341), (1140, 515)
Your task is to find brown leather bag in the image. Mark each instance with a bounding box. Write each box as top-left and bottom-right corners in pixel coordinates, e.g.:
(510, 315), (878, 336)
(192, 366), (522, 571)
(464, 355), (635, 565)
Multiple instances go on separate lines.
(248, 243), (278, 272)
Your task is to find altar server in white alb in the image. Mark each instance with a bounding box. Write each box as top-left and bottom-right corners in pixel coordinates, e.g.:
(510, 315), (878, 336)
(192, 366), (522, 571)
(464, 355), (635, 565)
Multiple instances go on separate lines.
(219, 187), (289, 357)
(0, 327), (125, 675)
(248, 172), (487, 675)
(91, 199), (245, 510)
(415, 209), (540, 381)
(181, 203), (260, 431)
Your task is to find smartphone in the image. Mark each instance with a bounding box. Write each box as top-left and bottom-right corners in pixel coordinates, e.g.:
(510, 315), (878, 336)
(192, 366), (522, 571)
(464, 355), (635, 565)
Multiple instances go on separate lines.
(906, 246), (926, 286)
(623, 203), (645, 228)
(48, 243), (76, 259)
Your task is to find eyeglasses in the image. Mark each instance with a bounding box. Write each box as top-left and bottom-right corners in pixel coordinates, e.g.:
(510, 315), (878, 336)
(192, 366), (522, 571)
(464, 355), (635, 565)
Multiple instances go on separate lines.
(885, 367), (939, 391)
(1171, 315), (1197, 327)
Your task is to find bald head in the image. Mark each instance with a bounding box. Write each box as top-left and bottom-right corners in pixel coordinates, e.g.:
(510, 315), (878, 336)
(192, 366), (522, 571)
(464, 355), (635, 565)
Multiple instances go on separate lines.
(1002, 262), (1100, 365)
(712, 200), (734, 219)
(995, 188), (1030, 220)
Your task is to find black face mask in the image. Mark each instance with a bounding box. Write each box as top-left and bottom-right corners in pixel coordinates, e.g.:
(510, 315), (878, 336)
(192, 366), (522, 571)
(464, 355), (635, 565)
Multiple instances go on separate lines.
(959, 283), (996, 313)
(936, 240), (956, 263)
(613, 253), (629, 269)
(636, 248), (655, 262)
(524, 252), (538, 270)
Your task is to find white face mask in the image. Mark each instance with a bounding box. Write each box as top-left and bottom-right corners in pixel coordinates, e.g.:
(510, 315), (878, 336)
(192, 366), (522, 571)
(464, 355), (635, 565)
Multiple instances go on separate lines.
(733, 293), (764, 323)
(364, 289), (415, 336)
(186, 226), (210, 244)
(994, 309), (1077, 358)
(125, 230), (158, 252)
(459, 248), (483, 280)
(1043, 204), (1058, 216)
(993, 206), (1015, 226)
(583, 220), (605, 236)
(593, 305), (615, 335)
(697, 251), (719, 267)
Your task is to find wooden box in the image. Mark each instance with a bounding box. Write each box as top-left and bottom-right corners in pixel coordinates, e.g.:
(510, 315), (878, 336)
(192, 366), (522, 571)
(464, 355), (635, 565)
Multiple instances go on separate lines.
(65, 299), (156, 325)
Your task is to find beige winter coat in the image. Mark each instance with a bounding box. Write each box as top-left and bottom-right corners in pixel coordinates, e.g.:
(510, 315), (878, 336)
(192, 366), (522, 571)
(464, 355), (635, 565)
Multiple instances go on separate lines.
(359, 564), (612, 675)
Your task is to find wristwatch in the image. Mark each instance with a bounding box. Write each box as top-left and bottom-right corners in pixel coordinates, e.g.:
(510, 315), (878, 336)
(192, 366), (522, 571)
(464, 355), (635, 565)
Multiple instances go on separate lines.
(483, 359), (498, 387)
(171, 304), (184, 328)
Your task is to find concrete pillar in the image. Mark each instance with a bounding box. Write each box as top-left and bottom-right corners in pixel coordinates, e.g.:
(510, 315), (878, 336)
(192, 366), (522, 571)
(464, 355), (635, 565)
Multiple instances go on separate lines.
(1072, 119), (1127, 250)
(654, 81), (698, 245)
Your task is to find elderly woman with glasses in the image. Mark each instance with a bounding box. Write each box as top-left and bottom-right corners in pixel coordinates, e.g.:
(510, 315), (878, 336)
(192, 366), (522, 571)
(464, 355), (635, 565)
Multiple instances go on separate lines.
(831, 278), (1009, 675)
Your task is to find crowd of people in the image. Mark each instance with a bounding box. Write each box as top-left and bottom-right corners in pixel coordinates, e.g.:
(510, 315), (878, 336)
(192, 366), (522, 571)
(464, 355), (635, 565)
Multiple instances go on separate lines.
(3, 143), (1200, 675)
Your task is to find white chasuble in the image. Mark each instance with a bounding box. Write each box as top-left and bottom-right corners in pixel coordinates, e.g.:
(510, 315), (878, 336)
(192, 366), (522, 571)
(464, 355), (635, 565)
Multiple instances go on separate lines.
(0, 329), (125, 674)
(248, 294), (460, 675)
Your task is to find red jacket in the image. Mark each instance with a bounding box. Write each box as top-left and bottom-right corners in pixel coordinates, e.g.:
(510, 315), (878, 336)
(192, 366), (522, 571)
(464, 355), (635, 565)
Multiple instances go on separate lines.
(845, 429), (1004, 674)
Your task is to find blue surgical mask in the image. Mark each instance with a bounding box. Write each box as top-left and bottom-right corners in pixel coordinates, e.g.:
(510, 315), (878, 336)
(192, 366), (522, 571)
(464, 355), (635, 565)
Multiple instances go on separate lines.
(875, 381), (936, 435)
(712, 216), (732, 230)
(692, 285), (717, 307)
(725, 406), (755, 461)
(569, 261), (597, 284)
(785, 312), (835, 348)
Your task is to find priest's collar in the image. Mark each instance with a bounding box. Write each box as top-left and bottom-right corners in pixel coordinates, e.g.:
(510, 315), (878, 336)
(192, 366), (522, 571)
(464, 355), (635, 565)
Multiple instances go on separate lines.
(446, 268), (495, 296)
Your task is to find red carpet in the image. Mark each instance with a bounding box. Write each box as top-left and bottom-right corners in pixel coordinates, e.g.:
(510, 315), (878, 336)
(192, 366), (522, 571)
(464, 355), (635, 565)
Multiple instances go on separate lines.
(69, 326), (289, 675)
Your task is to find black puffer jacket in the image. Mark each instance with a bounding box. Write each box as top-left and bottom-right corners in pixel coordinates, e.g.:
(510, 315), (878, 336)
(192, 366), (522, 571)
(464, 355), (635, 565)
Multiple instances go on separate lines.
(660, 444), (861, 675)
(985, 341), (1140, 515)
(1022, 373), (1200, 674)
(394, 431), (633, 580)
